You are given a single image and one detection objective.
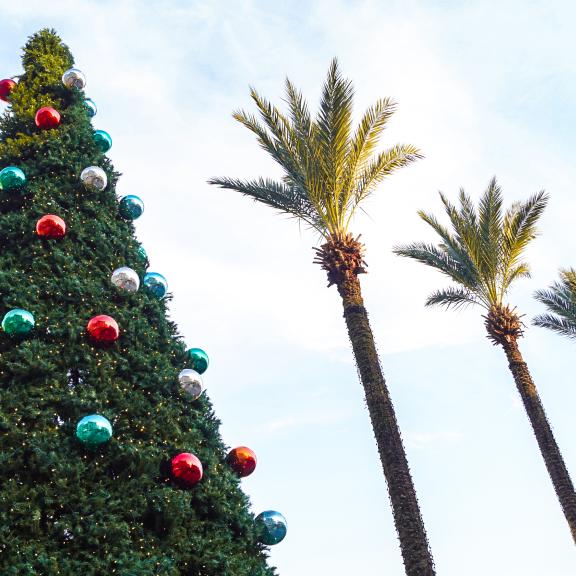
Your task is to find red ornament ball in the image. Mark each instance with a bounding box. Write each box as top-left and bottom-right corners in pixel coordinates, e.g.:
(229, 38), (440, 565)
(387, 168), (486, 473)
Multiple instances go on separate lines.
(86, 315), (120, 344)
(0, 79), (16, 102)
(35, 106), (61, 129)
(36, 214), (66, 239)
(226, 446), (257, 478)
(171, 452), (203, 488)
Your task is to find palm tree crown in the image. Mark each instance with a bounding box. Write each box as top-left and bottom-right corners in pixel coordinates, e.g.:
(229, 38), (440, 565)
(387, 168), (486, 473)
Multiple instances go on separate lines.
(394, 178), (548, 315)
(533, 268), (576, 338)
(209, 58), (421, 241)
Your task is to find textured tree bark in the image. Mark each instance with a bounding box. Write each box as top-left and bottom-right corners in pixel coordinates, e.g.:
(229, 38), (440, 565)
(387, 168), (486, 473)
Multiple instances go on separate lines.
(337, 274), (436, 575)
(501, 338), (576, 545)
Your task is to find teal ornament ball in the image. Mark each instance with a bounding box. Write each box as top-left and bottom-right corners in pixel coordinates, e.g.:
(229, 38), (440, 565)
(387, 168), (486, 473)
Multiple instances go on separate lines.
(76, 414), (112, 448)
(143, 272), (167, 299)
(186, 348), (209, 374)
(0, 166), (26, 191)
(2, 308), (35, 335)
(255, 511), (287, 545)
(93, 129), (112, 152)
(119, 195), (144, 220)
(84, 98), (97, 117)
(137, 245), (148, 264)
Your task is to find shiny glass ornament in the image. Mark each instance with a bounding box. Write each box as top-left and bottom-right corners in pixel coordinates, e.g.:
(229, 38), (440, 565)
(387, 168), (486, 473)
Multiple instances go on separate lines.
(83, 98), (97, 117)
(137, 245), (148, 263)
(80, 166), (107, 191)
(178, 369), (204, 400)
(226, 446), (257, 478)
(0, 78), (16, 102)
(93, 129), (112, 152)
(111, 266), (140, 293)
(86, 314), (119, 343)
(186, 347), (209, 374)
(62, 67), (86, 90)
(35, 106), (61, 129)
(76, 414), (112, 447)
(143, 272), (167, 299)
(119, 195), (144, 220)
(171, 452), (203, 488)
(36, 214), (66, 239)
(0, 166), (26, 191)
(255, 511), (287, 545)
(2, 308), (35, 335)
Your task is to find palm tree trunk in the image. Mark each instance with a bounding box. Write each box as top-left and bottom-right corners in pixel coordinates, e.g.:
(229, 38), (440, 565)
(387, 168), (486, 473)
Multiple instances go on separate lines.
(337, 274), (436, 575)
(501, 337), (576, 544)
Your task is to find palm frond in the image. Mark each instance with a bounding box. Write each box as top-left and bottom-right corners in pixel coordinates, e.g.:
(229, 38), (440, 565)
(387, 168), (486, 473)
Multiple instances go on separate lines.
(533, 313), (576, 339)
(351, 144), (422, 216)
(208, 176), (322, 231)
(501, 191), (548, 296)
(393, 242), (486, 303)
(425, 286), (478, 309)
(232, 109), (306, 190)
(315, 58), (354, 229)
(477, 178), (503, 298)
(417, 210), (478, 284)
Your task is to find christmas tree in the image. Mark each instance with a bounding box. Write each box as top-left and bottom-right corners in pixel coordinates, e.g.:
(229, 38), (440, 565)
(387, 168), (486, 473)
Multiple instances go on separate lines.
(0, 29), (281, 575)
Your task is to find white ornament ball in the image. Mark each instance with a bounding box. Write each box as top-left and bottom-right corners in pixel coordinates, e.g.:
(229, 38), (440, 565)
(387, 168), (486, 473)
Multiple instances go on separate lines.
(62, 68), (86, 90)
(80, 166), (107, 191)
(178, 369), (204, 400)
(111, 266), (140, 293)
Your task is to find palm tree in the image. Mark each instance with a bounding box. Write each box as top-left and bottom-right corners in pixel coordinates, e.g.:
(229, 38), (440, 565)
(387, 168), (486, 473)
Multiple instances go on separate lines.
(209, 60), (435, 575)
(534, 269), (576, 338)
(394, 179), (576, 544)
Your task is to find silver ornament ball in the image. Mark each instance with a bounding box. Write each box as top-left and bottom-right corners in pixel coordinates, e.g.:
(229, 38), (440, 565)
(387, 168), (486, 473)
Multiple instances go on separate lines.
(62, 68), (86, 90)
(178, 369), (204, 400)
(80, 166), (107, 191)
(111, 266), (140, 293)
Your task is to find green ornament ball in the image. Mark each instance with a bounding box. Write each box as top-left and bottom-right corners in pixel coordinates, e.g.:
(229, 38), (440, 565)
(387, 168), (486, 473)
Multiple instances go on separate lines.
(0, 166), (26, 191)
(2, 308), (35, 335)
(93, 129), (112, 152)
(187, 348), (209, 374)
(76, 414), (112, 448)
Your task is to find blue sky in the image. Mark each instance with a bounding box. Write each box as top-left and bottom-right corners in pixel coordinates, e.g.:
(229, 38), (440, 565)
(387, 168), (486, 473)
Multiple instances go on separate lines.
(1, 1), (576, 574)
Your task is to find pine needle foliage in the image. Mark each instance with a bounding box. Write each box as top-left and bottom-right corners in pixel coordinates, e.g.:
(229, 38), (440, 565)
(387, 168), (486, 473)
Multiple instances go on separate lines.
(394, 178), (548, 310)
(0, 29), (275, 576)
(533, 269), (576, 339)
(209, 59), (422, 238)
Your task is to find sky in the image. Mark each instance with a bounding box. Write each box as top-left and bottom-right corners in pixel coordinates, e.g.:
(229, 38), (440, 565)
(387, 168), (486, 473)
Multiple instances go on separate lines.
(1, 0), (576, 574)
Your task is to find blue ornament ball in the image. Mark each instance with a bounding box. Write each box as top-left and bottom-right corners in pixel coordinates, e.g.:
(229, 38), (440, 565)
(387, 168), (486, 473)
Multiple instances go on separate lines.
(0, 166), (26, 192)
(93, 129), (112, 153)
(2, 308), (35, 335)
(76, 414), (112, 448)
(84, 98), (97, 117)
(143, 272), (168, 299)
(119, 195), (144, 220)
(255, 511), (287, 545)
